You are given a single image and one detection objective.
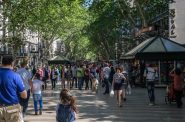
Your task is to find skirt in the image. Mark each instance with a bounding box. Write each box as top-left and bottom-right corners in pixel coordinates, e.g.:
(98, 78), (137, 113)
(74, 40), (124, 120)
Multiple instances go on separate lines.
(114, 82), (123, 91)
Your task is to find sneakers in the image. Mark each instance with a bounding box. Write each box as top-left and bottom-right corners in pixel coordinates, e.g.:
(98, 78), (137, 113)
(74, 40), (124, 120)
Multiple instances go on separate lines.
(35, 110), (42, 115)
(123, 98), (126, 101)
(35, 111), (38, 115)
(39, 110), (42, 115)
(148, 103), (155, 106)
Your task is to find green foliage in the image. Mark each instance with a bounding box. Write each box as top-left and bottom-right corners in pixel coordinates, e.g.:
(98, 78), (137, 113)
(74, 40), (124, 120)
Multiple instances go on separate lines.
(1, 0), (168, 60)
(85, 0), (169, 60)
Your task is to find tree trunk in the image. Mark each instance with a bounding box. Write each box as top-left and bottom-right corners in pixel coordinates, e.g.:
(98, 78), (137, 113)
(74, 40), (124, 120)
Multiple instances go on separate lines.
(135, 0), (147, 27)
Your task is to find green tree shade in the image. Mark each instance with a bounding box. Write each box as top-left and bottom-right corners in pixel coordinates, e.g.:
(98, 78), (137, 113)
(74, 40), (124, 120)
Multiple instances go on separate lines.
(85, 0), (169, 60)
(1, 0), (168, 60)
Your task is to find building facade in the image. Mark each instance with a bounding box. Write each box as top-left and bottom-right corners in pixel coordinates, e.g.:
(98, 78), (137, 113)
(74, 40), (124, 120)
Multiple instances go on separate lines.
(169, 0), (185, 44)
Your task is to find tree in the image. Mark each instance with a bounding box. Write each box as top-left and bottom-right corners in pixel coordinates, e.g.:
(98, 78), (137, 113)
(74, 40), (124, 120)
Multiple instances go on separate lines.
(2, 0), (90, 59)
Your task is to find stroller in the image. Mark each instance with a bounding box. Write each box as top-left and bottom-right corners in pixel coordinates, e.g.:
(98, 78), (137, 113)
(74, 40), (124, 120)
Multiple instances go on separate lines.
(165, 83), (176, 104)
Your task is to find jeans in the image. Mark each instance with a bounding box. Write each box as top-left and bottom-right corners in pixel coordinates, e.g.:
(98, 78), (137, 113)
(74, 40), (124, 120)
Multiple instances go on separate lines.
(84, 77), (89, 90)
(42, 77), (47, 90)
(78, 77), (83, 90)
(147, 82), (155, 103)
(104, 78), (110, 94)
(51, 78), (56, 89)
(72, 77), (77, 88)
(19, 89), (30, 116)
(33, 94), (43, 112)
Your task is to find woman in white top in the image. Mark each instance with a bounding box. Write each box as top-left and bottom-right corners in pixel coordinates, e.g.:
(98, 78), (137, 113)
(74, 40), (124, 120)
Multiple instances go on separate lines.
(31, 73), (43, 115)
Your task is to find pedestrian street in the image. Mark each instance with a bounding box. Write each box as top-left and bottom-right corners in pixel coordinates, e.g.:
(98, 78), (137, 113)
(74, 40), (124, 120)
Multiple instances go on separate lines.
(24, 84), (185, 122)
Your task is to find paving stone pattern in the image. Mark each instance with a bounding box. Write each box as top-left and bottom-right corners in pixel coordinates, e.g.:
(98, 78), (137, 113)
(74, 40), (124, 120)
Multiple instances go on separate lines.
(24, 84), (185, 122)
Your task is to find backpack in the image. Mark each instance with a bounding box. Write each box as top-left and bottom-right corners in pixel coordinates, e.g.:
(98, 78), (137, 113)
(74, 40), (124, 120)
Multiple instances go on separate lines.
(56, 104), (75, 122)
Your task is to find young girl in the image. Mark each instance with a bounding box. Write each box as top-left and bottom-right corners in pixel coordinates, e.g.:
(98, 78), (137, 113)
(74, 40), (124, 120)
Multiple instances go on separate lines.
(56, 88), (77, 122)
(31, 73), (43, 115)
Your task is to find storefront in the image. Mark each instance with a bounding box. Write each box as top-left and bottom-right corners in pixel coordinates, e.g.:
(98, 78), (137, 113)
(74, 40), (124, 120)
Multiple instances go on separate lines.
(121, 36), (185, 85)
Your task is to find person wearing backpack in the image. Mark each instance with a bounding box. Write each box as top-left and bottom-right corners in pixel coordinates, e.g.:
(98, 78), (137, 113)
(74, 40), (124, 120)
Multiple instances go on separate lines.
(56, 88), (77, 122)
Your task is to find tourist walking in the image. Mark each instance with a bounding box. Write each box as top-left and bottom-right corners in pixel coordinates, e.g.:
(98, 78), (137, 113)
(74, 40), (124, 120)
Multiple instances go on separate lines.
(31, 73), (43, 115)
(71, 65), (77, 88)
(17, 59), (32, 117)
(103, 63), (111, 94)
(169, 68), (184, 108)
(112, 67), (126, 107)
(77, 65), (84, 90)
(144, 64), (157, 106)
(51, 67), (57, 89)
(0, 55), (27, 122)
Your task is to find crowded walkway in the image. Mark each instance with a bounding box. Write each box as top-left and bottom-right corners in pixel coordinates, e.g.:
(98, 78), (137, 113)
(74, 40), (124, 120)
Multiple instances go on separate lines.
(24, 83), (185, 122)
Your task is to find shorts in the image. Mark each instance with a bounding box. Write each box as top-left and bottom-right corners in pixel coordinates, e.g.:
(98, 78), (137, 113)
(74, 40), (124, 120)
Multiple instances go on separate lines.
(114, 82), (123, 91)
(0, 104), (23, 122)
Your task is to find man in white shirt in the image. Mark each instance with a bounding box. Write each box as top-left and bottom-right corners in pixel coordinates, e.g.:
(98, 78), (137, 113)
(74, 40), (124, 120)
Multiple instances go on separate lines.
(144, 63), (157, 106)
(103, 63), (111, 95)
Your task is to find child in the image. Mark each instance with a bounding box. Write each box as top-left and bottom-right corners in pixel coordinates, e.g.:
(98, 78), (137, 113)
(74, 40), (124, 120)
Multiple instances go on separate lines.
(31, 73), (43, 115)
(56, 88), (77, 122)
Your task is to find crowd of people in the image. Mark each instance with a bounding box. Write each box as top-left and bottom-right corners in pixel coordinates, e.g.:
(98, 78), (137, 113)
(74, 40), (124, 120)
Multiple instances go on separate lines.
(0, 55), (184, 122)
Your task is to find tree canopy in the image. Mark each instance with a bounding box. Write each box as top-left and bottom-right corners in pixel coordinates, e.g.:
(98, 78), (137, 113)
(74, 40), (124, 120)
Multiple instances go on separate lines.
(1, 0), (169, 60)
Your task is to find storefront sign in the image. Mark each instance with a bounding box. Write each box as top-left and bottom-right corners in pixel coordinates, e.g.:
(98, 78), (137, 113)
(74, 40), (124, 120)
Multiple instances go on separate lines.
(169, 9), (177, 38)
(169, 0), (185, 44)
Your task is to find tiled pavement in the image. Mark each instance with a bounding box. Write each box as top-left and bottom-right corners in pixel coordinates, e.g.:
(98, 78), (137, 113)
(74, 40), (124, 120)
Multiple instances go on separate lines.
(24, 84), (185, 122)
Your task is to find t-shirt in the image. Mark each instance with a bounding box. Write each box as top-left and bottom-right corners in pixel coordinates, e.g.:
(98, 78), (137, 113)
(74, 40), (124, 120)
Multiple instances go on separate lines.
(0, 68), (25, 105)
(17, 68), (32, 90)
(32, 79), (43, 94)
(113, 73), (124, 83)
(76, 68), (83, 78)
(144, 67), (156, 81)
(103, 67), (111, 79)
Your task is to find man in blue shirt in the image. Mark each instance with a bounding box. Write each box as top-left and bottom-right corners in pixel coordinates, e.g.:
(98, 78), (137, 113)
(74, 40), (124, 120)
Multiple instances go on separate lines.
(0, 55), (27, 122)
(17, 59), (32, 117)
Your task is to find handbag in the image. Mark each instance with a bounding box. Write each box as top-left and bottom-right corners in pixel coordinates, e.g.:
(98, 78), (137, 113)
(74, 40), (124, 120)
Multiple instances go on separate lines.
(110, 89), (114, 97)
(126, 84), (132, 95)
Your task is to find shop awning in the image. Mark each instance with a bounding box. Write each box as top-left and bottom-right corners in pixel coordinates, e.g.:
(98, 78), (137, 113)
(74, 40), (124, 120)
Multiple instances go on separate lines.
(48, 55), (70, 64)
(121, 36), (185, 60)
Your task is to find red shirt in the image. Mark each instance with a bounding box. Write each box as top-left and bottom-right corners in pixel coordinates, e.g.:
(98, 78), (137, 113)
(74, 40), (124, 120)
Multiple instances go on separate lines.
(170, 74), (184, 91)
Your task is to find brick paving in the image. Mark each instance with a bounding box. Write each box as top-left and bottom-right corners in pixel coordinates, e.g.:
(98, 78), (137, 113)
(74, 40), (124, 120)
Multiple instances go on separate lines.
(24, 84), (185, 122)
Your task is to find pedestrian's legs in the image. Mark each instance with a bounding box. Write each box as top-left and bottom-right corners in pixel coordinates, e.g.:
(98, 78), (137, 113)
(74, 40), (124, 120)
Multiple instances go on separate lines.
(33, 94), (38, 114)
(118, 90), (123, 107)
(44, 80), (47, 89)
(85, 78), (89, 90)
(82, 77), (84, 88)
(147, 82), (152, 103)
(75, 77), (78, 88)
(78, 78), (83, 90)
(104, 78), (109, 94)
(39, 95), (43, 114)
(51, 79), (54, 89)
(175, 90), (183, 108)
(150, 82), (155, 103)
(147, 82), (155, 104)
(54, 78), (56, 89)
(20, 89), (30, 117)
